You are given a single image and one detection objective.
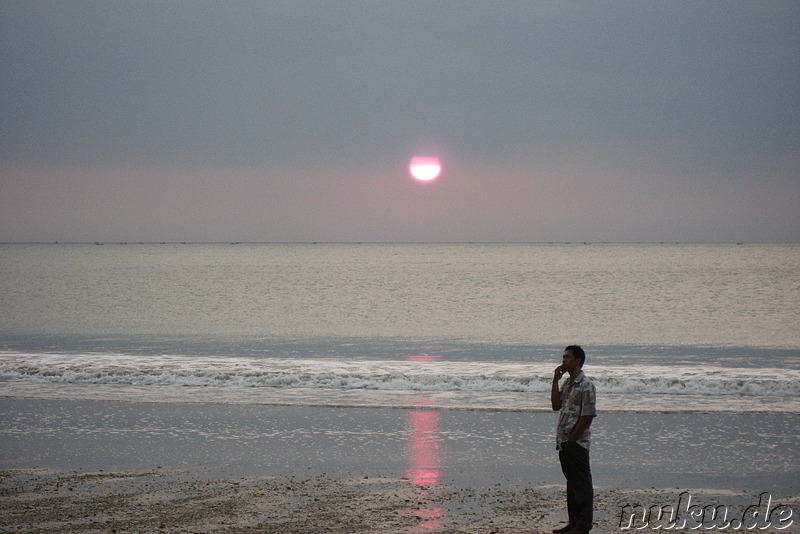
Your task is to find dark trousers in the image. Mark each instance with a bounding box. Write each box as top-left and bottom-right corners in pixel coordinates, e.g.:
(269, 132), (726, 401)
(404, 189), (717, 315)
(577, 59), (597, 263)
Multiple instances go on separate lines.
(559, 441), (593, 530)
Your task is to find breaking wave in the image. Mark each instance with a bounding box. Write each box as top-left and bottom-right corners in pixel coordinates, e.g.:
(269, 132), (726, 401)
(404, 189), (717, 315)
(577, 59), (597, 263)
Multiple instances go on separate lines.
(1, 352), (797, 398)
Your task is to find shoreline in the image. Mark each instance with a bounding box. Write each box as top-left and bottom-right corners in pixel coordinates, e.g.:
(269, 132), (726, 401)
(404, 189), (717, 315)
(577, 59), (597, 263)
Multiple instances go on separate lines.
(3, 468), (796, 533)
(2, 399), (798, 532)
(2, 383), (797, 414)
(2, 399), (798, 494)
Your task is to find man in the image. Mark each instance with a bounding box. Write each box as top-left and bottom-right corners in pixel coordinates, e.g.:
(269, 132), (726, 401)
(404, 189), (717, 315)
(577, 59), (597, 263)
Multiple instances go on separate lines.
(551, 345), (596, 534)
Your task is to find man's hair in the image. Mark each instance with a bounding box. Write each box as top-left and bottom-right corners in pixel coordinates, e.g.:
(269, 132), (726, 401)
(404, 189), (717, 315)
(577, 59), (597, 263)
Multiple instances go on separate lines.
(565, 345), (586, 367)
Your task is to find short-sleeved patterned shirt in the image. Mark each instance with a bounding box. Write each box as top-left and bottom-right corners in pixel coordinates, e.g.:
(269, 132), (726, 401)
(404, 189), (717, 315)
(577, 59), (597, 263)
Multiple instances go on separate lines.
(556, 371), (597, 451)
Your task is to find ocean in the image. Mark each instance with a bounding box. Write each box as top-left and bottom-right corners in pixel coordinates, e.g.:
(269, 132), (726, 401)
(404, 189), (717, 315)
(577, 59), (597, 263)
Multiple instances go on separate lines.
(1, 243), (798, 411)
(1, 243), (799, 494)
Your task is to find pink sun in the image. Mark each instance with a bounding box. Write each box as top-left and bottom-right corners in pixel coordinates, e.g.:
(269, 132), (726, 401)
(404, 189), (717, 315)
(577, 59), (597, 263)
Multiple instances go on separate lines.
(409, 157), (441, 182)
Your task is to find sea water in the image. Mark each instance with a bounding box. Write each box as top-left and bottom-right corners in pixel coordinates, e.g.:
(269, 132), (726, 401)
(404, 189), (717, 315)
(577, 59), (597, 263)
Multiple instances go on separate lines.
(1, 243), (798, 413)
(1, 243), (799, 494)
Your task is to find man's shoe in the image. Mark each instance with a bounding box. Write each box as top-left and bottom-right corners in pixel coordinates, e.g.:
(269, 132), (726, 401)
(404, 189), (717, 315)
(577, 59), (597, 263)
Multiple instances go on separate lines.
(552, 524), (575, 534)
(562, 525), (590, 534)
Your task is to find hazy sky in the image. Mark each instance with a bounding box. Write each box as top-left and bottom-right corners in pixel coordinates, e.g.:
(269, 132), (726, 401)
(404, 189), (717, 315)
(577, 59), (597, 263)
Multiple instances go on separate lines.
(1, 1), (798, 243)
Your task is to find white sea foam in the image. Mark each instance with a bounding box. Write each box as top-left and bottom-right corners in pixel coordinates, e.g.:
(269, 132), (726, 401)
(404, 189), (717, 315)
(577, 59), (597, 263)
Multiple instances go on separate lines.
(1, 352), (797, 401)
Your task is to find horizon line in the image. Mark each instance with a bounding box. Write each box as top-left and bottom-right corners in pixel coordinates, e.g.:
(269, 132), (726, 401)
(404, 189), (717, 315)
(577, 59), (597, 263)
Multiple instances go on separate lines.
(1, 240), (796, 246)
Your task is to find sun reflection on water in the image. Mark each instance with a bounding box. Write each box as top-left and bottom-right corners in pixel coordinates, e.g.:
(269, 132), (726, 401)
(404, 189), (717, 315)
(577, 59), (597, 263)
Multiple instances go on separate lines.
(405, 410), (445, 531)
(404, 353), (447, 531)
(406, 411), (441, 487)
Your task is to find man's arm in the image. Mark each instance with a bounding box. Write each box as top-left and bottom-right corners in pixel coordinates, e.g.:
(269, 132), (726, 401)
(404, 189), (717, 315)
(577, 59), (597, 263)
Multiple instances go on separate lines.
(551, 366), (564, 410)
(568, 415), (594, 442)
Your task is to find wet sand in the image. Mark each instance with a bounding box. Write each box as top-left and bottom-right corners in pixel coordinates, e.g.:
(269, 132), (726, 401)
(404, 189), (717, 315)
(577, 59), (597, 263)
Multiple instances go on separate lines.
(6, 468), (797, 533)
(2, 399), (798, 532)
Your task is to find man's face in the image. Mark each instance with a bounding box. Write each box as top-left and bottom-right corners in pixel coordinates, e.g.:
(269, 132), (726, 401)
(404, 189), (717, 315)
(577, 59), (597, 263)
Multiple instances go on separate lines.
(562, 350), (581, 372)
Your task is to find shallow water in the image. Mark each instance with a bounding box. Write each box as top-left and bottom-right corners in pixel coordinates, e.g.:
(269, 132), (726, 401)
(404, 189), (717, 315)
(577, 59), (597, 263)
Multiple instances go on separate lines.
(1, 399), (797, 496)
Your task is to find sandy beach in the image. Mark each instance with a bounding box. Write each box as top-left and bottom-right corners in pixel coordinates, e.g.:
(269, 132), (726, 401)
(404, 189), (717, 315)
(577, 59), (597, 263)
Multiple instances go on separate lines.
(6, 468), (797, 534)
(2, 399), (798, 532)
